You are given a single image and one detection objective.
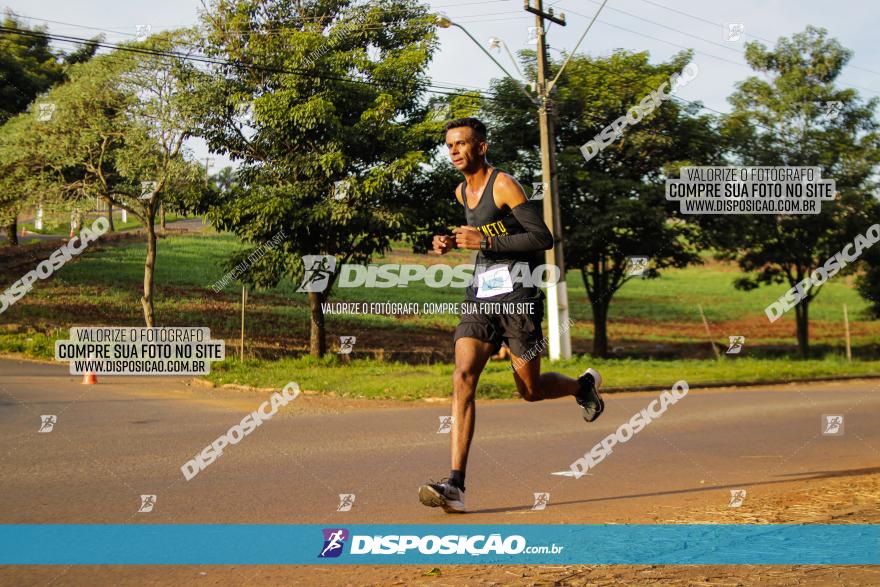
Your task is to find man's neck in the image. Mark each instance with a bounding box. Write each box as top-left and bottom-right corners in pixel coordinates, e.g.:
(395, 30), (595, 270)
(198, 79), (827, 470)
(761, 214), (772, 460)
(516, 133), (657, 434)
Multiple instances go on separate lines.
(463, 163), (492, 189)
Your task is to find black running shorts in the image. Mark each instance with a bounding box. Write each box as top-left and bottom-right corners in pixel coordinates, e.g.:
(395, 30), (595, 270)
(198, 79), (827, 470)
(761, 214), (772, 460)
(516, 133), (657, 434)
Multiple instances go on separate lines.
(453, 301), (544, 358)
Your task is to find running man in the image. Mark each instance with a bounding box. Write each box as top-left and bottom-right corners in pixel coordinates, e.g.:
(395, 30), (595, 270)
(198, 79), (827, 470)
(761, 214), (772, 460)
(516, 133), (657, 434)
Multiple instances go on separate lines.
(418, 118), (604, 513)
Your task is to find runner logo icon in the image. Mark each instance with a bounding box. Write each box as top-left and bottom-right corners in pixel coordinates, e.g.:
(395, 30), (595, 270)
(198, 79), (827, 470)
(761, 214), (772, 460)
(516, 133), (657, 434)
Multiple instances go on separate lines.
(437, 415), (454, 433)
(726, 336), (745, 354)
(531, 492), (550, 511)
(338, 336), (356, 355)
(728, 489), (747, 508)
(298, 255), (337, 293)
(531, 182), (546, 201)
(626, 256), (648, 276)
(319, 528), (349, 558)
(39, 415), (57, 433)
(822, 414), (844, 436)
(138, 495), (156, 513)
(336, 494), (355, 512)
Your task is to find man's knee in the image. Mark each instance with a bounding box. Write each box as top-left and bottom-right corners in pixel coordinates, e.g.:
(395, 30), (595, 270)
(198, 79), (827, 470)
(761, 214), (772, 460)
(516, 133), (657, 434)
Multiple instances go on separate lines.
(453, 368), (479, 394)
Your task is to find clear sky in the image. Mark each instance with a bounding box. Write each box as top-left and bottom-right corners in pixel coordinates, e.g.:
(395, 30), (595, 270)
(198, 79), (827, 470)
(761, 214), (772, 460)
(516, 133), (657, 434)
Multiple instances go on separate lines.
(6, 0), (879, 169)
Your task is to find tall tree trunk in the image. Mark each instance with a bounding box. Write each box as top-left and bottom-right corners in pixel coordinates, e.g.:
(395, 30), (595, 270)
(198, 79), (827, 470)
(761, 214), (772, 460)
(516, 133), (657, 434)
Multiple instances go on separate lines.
(591, 298), (609, 358)
(106, 202), (115, 232)
(5, 216), (18, 246)
(141, 213), (158, 327)
(795, 300), (810, 358)
(309, 292), (326, 357)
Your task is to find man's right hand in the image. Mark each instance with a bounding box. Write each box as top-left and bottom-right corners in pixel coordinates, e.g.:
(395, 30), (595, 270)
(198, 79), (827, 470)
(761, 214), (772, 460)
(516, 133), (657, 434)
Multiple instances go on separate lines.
(432, 234), (456, 255)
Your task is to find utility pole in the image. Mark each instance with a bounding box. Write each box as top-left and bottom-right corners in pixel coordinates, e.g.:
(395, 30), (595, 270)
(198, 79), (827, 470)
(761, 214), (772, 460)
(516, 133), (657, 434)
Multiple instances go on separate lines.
(204, 157), (215, 187)
(526, 0), (571, 360)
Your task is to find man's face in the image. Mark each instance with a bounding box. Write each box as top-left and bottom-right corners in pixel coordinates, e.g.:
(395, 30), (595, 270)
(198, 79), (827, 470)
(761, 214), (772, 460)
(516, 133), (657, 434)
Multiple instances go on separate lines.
(446, 127), (487, 172)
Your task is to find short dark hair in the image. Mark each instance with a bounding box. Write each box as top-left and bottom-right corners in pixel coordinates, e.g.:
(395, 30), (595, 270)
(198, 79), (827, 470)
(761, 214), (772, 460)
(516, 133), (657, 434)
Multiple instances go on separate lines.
(444, 117), (487, 142)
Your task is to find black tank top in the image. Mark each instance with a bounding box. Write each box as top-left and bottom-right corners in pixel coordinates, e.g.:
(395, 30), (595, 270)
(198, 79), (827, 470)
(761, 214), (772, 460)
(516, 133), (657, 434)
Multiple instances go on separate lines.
(460, 169), (544, 302)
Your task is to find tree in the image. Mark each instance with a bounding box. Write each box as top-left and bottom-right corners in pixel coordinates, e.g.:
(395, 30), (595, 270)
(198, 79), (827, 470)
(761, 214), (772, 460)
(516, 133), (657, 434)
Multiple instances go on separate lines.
(0, 14), (100, 243)
(193, 0), (440, 356)
(718, 26), (880, 357)
(398, 94), (483, 254)
(857, 246), (880, 319)
(0, 14), (64, 124)
(1, 32), (205, 326)
(483, 49), (721, 357)
(855, 194), (880, 319)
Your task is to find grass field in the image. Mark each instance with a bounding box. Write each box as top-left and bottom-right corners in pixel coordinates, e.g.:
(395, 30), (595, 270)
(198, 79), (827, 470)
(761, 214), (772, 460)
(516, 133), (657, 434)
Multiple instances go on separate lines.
(200, 354), (879, 400)
(1, 228), (878, 397)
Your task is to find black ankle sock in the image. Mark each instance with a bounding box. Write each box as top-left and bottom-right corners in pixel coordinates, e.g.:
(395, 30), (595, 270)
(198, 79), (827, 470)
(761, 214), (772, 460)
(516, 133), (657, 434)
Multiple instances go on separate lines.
(449, 469), (465, 491)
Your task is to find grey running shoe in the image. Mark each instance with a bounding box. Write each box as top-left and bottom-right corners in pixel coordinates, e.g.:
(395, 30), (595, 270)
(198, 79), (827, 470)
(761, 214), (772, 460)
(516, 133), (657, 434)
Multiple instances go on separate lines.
(418, 479), (466, 513)
(575, 368), (604, 423)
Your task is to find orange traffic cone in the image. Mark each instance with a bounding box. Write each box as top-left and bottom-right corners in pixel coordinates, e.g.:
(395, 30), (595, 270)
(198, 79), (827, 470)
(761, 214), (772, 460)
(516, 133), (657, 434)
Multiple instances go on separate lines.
(82, 371), (97, 385)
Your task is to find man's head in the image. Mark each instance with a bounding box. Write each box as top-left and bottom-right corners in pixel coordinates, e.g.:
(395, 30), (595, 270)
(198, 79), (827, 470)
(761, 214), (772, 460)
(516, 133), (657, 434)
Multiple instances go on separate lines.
(445, 117), (488, 173)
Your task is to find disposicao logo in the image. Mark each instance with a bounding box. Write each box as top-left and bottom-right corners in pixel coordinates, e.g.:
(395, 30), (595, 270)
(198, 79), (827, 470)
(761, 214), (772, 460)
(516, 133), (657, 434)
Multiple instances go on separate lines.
(316, 530), (563, 557)
(318, 528), (349, 558)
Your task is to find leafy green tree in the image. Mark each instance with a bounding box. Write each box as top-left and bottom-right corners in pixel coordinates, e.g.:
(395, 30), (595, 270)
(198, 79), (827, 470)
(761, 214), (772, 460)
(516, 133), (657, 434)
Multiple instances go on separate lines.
(398, 93), (483, 254)
(857, 247), (880, 319)
(193, 0), (440, 356)
(717, 26), (880, 357)
(855, 195), (880, 319)
(0, 32), (205, 326)
(0, 14), (100, 243)
(0, 14), (64, 124)
(484, 49), (721, 357)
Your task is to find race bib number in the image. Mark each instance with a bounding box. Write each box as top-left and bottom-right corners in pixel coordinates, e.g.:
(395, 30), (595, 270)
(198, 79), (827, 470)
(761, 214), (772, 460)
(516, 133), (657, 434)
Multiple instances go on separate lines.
(476, 265), (513, 298)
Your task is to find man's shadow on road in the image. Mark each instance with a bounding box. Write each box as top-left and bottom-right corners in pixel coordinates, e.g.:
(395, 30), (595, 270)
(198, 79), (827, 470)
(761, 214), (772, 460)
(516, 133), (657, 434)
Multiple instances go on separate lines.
(467, 465), (880, 514)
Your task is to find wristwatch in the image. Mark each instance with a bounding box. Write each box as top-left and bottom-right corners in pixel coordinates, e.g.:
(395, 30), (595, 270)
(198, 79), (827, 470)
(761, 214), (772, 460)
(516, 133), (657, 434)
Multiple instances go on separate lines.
(480, 237), (490, 252)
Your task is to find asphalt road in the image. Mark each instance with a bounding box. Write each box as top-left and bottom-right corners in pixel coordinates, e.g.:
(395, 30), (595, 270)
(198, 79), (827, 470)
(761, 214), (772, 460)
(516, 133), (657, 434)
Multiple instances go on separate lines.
(0, 357), (878, 526)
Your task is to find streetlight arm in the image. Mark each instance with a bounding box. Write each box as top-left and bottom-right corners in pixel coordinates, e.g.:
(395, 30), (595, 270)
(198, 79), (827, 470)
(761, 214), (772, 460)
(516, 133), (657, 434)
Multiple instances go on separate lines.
(501, 42), (527, 81)
(444, 20), (539, 105)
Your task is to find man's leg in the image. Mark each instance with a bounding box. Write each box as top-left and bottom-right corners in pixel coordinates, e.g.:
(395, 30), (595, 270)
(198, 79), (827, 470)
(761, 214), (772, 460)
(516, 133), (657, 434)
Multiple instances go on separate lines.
(510, 354), (579, 401)
(510, 350), (604, 422)
(418, 336), (494, 513)
(451, 337), (495, 474)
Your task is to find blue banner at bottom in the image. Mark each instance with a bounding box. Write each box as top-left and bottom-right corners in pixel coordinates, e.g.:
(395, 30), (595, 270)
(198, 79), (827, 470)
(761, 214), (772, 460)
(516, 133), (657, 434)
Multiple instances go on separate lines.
(0, 524), (876, 565)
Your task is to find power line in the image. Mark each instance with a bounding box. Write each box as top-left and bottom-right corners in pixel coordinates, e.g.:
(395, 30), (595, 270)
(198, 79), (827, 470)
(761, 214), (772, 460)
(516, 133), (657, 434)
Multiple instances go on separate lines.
(3, 12), (508, 96)
(2, 18), (857, 151)
(8, 10), (521, 36)
(548, 0), (608, 92)
(558, 4), (880, 98)
(582, 0), (745, 55)
(0, 26), (504, 103)
(524, 12), (834, 145)
(630, 0), (880, 79)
